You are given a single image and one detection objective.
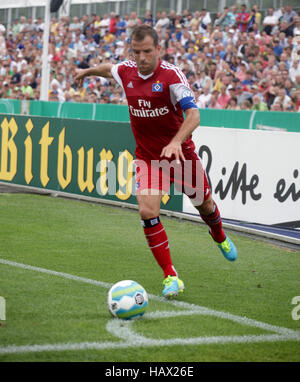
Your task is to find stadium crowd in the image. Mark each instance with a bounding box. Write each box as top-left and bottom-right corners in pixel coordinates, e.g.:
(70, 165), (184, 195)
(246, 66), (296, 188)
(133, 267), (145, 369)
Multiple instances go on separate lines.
(0, 3), (300, 112)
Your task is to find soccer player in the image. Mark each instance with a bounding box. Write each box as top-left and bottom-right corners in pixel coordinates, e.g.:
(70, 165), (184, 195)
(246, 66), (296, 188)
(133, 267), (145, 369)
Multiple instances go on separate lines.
(75, 25), (237, 298)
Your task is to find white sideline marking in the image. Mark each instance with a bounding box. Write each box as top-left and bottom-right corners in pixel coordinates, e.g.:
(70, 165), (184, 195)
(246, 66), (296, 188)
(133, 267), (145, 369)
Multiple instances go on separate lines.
(0, 258), (299, 355)
(0, 258), (111, 289)
(105, 319), (300, 347)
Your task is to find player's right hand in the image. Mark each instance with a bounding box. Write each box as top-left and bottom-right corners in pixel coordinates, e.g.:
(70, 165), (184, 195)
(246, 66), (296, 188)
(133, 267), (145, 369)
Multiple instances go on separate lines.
(160, 140), (185, 164)
(74, 69), (86, 87)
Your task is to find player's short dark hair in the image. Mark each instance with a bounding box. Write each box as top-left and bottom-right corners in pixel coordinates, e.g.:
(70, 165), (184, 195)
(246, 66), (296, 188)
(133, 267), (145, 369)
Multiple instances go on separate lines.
(131, 24), (159, 47)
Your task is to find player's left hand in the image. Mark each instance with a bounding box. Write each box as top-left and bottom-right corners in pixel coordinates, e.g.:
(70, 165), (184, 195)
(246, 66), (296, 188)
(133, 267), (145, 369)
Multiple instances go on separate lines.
(160, 141), (185, 163)
(74, 68), (87, 87)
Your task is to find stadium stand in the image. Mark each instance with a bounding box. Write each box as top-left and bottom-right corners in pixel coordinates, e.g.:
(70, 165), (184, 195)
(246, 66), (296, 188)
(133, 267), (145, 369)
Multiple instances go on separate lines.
(0, 2), (299, 112)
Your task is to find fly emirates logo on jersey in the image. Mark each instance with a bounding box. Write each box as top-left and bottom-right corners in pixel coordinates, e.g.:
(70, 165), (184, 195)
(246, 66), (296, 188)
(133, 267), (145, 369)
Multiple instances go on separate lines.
(129, 99), (169, 118)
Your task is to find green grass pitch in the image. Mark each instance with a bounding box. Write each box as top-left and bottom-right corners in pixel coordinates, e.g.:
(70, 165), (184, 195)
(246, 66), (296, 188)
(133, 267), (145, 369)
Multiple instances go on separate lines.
(0, 193), (299, 362)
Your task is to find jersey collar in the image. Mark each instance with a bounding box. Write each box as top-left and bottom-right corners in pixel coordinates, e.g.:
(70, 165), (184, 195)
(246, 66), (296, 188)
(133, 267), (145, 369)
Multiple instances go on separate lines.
(137, 71), (154, 80)
(137, 59), (161, 80)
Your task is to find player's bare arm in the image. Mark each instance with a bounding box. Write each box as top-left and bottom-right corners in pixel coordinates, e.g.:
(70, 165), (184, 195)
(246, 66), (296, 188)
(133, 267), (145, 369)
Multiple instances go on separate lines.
(74, 64), (113, 87)
(160, 108), (200, 163)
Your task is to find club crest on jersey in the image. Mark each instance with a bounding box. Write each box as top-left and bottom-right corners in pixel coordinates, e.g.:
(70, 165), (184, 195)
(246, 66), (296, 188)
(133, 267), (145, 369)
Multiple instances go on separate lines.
(152, 81), (163, 92)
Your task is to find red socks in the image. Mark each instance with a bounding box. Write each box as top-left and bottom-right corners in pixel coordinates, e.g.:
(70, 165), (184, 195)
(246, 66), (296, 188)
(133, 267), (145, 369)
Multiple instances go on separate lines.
(200, 203), (226, 243)
(142, 205), (224, 277)
(142, 217), (177, 278)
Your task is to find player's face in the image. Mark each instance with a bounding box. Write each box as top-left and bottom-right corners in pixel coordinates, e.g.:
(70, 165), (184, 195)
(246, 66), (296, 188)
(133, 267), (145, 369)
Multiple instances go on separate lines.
(131, 35), (160, 75)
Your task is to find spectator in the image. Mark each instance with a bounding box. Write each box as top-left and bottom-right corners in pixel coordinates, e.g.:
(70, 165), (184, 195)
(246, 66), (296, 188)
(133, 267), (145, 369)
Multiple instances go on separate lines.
(284, 78), (294, 96)
(236, 62), (248, 82)
(252, 5), (262, 28)
(12, 18), (21, 38)
(93, 14), (102, 38)
(263, 8), (279, 36)
(103, 28), (114, 45)
(2, 82), (11, 98)
(96, 13), (110, 39)
(227, 85), (237, 98)
(207, 92), (222, 109)
(291, 89), (300, 111)
(273, 87), (291, 108)
(250, 84), (263, 100)
(50, 81), (65, 102)
(236, 85), (252, 106)
(50, 17), (59, 36)
(251, 94), (268, 110)
(241, 70), (254, 86)
(272, 38), (283, 58)
(190, 10), (201, 30)
(215, 7), (236, 31)
(197, 69), (212, 90)
(109, 12), (117, 35)
(21, 77), (34, 99)
(274, 6), (285, 22)
(0, 30), (7, 59)
(69, 16), (82, 34)
(217, 85), (231, 109)
(281, 5), (297, 37)
(229, 4), (239, 27)
(126, 12), (141, 37)
(236, 4), (250, 33)
(181, 9), (192, 29)
(289, 60), (300, 83)
(286, 88), (299, 111)
(294, 17), (300, 37)
(271, 102), (283, 111)
(0, 23), (5, 34)
(247, 8), (258, 33)
(279, 20), (290, 37)
(154, 11), (170, 39)
(168, 10), (177, 34)
(198, 9), (211, 35)
(241, 100), (252, 110)
(291, 34), (300, 61)
(144, 10), (154, 27)
(196, 84), (211, 108)
(115, 15), (127, 37)
(226, 96), (240, 110)
(10, 65), (21, 84)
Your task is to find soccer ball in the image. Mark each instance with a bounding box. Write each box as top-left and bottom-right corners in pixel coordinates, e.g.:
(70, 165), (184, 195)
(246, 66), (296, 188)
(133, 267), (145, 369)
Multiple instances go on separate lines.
(107, 280), (148, 320)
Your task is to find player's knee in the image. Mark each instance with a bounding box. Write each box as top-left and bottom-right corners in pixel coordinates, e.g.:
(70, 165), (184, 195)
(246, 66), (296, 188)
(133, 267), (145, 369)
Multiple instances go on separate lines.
(195, 197), (214, 215)
(139, 205), (159, 220)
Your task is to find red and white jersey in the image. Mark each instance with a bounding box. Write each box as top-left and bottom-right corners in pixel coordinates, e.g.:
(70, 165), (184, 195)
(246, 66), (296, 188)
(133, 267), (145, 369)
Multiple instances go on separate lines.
(111, 59), (197, 161)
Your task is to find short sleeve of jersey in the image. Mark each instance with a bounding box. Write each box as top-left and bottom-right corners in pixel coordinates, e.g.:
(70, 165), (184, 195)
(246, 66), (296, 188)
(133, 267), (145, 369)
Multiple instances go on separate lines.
(111, 60), (137, 90)
(111, 63), (124, 89)
(166, 64), (197, 111)
(171, 83), (198, 111)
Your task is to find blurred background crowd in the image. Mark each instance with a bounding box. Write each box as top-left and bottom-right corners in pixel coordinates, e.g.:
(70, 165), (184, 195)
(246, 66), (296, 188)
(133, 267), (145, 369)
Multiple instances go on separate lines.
(0, 3), (300, 112)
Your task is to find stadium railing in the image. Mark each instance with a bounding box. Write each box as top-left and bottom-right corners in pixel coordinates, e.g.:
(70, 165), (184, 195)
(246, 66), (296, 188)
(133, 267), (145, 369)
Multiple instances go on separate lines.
(0, 99), (299, 132)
